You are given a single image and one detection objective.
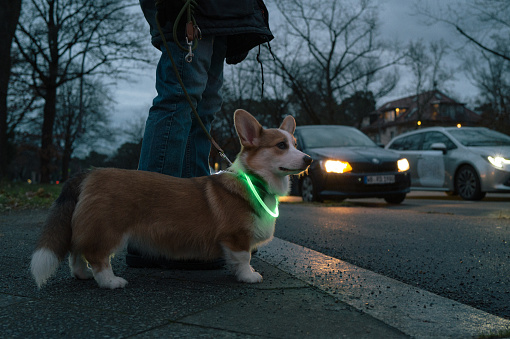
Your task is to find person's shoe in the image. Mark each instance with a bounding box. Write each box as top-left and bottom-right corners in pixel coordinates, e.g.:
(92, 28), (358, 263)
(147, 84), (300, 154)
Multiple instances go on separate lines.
(125, 244), (226, 270)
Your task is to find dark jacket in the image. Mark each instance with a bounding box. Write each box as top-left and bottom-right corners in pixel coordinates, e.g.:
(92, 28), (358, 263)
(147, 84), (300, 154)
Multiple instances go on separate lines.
(139, 0), (273, 64)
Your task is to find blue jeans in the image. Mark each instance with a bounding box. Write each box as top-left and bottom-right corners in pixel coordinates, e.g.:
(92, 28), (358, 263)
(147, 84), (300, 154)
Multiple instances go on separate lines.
(138, 36), (227, 178)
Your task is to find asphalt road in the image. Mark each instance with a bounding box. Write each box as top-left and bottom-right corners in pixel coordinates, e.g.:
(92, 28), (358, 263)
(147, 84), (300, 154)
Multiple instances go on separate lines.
(275, 192), (510, 319)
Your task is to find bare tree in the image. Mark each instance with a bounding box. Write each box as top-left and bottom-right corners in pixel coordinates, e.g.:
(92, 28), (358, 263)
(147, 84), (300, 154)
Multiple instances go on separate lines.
(338, 91), (376, 129)
(415, 0), (510, 63)
(405, 39), (454, 124)
(14, 0), (149, 182)
(468, 48), (510, 134)
(54, 79), (112, 181)
(269, 0), (402, 125)
(4, 51), (43, 177)
(0, 0), (22, 178)
(413, 0), (510, 133)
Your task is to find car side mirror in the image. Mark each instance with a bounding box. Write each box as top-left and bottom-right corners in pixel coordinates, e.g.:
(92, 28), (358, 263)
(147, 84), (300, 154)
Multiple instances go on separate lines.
(430, 142), (447, 154)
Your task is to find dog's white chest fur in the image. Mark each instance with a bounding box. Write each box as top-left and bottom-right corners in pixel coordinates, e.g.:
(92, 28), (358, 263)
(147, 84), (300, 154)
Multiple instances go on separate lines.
(251, 214), (276, 247)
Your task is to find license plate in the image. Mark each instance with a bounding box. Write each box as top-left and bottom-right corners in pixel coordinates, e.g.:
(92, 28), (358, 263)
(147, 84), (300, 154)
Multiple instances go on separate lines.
(365, 175), (395, 184)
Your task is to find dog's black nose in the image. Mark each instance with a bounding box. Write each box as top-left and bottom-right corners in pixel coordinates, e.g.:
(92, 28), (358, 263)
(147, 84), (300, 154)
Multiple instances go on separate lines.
(303, 155), (313, 166)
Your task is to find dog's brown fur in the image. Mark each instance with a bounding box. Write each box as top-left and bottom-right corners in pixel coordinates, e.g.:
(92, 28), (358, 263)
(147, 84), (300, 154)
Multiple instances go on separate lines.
(30, 109), (311, 289)
(73, 168), (255, 266)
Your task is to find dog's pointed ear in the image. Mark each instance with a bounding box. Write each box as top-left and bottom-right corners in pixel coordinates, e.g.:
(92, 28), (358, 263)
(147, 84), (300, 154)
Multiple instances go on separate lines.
(279, 115), (296, 135)
(234, 109), (263, 147)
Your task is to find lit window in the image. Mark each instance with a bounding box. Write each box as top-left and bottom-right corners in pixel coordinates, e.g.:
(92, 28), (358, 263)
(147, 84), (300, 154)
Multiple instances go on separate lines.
(384, 111), (395, 122)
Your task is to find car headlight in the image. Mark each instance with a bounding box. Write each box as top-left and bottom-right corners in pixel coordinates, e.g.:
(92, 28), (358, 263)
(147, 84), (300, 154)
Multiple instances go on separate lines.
(487, 156), (510, 168)
(323, 160), (352, 173)
(397, 158), (410, 172)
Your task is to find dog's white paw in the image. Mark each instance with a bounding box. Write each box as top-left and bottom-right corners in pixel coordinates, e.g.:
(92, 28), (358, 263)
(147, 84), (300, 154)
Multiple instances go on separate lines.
(94, 268), (128, 289)
(238, 270), (263, 283)
(100, 276), (128, 289)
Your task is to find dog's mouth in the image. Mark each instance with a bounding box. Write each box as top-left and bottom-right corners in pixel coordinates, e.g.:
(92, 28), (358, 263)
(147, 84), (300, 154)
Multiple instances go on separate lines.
(279, 167), (306, 173)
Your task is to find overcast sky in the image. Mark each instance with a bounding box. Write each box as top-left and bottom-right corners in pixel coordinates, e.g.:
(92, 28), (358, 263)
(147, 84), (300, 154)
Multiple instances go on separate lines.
(375, 0), (478, 102)
(110, 0), (480, 133)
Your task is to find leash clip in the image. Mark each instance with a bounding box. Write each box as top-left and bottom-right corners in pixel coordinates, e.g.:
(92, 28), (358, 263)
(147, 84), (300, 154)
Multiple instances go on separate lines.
(185, 21), (198, 63)
(185, 37), (193, 63)
(219, 151), (233, 167)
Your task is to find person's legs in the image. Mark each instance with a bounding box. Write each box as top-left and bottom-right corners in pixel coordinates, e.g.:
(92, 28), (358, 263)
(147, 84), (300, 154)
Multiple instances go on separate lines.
(182, 36), (227, 178)
(138, 36), (224, 177)
(138, 43), (189, 176)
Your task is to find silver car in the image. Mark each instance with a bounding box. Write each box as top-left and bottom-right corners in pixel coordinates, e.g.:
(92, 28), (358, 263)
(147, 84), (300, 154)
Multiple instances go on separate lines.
(385, 127), (510, 200)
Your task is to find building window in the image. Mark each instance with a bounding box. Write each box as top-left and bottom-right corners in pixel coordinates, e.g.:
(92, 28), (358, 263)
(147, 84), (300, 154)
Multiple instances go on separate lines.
(383, 108), (407, 122)
(395, 108), (406, 117)
(440, 104), (465, 120)
(432, 103), (439, 119)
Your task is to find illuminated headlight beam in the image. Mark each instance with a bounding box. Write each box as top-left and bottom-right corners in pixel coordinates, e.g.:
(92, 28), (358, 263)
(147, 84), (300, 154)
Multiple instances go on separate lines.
(324, 160), (352, 173)
(488, 156), (510, 169)
(397, 158), (410, 172)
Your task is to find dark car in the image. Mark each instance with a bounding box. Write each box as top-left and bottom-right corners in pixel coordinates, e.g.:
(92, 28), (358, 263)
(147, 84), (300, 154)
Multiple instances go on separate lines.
(292, 125), (411, 203)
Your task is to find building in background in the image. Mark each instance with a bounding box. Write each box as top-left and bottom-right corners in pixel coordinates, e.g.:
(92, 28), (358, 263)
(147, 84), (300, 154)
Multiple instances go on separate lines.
(361, 90), (480, 145)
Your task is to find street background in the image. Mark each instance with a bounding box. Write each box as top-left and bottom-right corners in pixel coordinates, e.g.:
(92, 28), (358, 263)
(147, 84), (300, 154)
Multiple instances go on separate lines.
(279, 191), (510, 320)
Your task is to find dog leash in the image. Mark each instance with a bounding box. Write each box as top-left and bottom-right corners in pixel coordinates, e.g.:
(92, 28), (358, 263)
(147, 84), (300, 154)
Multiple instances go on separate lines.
(155, 7), (233, 167)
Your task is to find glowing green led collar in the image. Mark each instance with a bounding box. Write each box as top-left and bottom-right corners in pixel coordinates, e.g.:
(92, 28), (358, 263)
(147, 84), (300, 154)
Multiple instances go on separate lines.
(241, 172), (279, 218)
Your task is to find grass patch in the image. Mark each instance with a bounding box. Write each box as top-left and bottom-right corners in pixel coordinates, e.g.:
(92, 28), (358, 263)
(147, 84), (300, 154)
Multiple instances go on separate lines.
(0, 182), (62, 213)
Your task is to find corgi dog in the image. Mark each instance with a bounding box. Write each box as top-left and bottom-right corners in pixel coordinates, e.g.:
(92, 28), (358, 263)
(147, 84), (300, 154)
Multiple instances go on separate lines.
(30, 109), (312, 289)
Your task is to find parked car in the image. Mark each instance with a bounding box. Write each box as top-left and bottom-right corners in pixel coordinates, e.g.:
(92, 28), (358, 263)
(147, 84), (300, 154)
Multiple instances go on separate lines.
(385, 127), (510, 200)
(292, 125), (411, 203)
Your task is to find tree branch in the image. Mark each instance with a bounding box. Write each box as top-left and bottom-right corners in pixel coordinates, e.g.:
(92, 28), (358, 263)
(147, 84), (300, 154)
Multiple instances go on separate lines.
(455, 25), (510, 62)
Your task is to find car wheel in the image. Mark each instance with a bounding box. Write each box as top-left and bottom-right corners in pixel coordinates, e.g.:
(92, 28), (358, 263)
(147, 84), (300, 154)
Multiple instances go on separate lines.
(455, 165), (486, 201)
(384, 193), (406, 204)
(301, 176), (322, 202)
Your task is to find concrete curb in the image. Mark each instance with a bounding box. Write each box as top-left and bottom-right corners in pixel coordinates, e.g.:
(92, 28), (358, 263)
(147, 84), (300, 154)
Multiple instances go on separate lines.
(257, 237), (510, 338)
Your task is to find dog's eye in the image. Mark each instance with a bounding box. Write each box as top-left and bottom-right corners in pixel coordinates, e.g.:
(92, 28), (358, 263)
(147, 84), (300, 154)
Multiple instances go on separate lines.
(276, 142), (287, 150)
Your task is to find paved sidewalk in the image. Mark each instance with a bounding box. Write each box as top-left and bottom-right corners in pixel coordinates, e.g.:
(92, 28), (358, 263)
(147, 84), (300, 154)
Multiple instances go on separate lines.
(0, 209), (404, 338)
(1, 209), (509, 338)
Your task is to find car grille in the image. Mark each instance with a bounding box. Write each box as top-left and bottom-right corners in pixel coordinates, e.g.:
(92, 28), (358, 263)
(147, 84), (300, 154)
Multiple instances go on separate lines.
(350, 161), (398, 173)
(321, 172), (410, 196)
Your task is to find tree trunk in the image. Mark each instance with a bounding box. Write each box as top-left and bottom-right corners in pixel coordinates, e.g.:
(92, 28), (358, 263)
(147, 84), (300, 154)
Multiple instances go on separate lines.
(61, 147), (71, 182)
(0, 0), (22, 179)
(40, 1), (59, 183)
(60, 118), (73, 182)
(40, 85), (57, 183)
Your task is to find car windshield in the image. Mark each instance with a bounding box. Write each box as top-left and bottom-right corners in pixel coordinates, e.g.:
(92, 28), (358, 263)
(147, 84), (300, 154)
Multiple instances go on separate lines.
(299, 126), (377, 148)
(449, 128), (510, 146)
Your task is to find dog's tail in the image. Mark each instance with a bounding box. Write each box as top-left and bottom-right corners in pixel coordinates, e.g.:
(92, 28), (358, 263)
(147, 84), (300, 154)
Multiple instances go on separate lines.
(30, 171), (88, 288)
